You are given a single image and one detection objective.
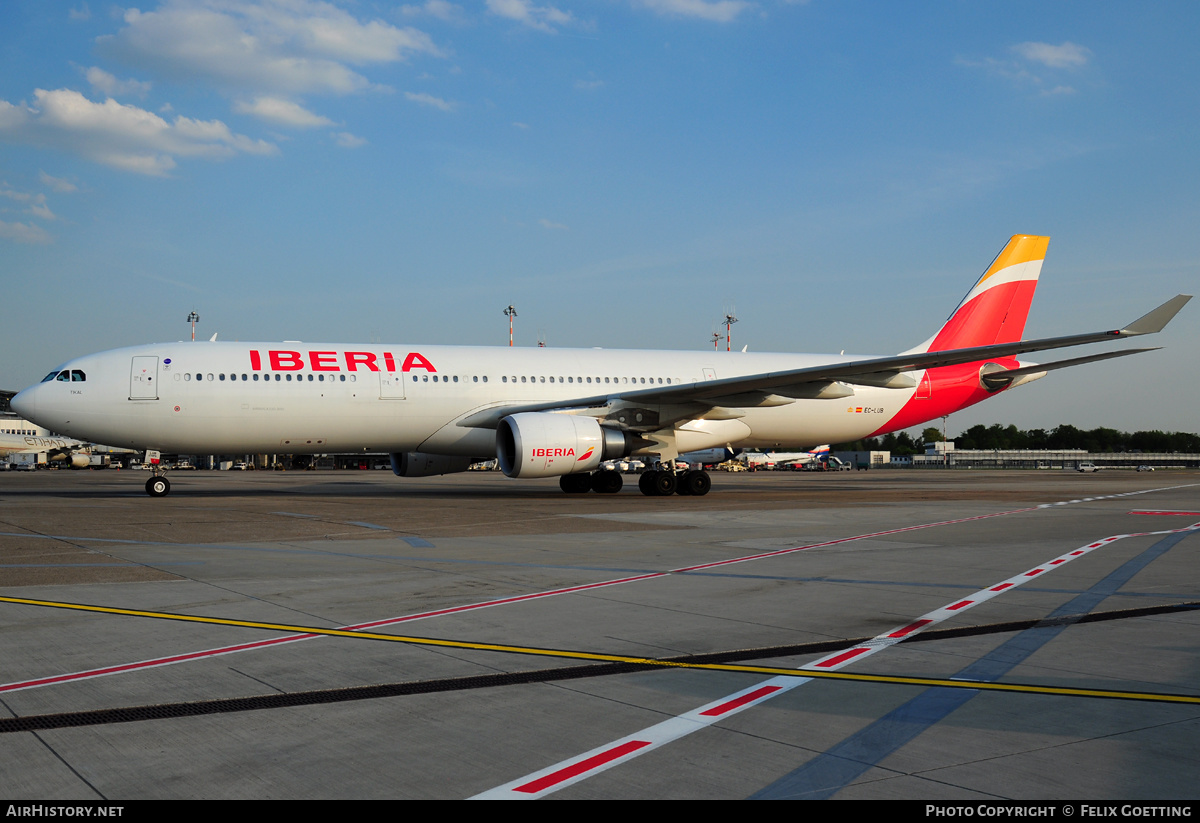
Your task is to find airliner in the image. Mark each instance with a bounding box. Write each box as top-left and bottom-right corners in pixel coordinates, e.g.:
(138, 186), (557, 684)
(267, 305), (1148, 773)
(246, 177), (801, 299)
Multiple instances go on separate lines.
(9, 236), (1190, 498)
(743, 445), (831, 470)
(0, 419), (90, 467)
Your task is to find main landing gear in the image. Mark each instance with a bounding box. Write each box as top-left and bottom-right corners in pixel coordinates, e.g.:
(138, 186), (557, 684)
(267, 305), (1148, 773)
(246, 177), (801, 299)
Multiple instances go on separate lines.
(559, 470), (623, 494)
(639, 469), (711, 496)
(558, 468), (711, 496)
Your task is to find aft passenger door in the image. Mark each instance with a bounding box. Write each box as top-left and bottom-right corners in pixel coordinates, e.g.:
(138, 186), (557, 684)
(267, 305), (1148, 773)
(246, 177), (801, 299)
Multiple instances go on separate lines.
(129, 356), (159, 400)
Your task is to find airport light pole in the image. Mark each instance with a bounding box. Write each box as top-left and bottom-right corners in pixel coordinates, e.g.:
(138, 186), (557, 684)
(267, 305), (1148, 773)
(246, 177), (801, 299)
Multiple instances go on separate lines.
(942, 415), (949, 468)
(724, 312), (738, 352)
(503, 305), (517, 347)
(187, 310), (199, 342)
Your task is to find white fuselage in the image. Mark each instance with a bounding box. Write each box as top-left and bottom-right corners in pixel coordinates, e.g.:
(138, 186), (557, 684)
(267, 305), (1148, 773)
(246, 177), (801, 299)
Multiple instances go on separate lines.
(13, 342), (915, 457)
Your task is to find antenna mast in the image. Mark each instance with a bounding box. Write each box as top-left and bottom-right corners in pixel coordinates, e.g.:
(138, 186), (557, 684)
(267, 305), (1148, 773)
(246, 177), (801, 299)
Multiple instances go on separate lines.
(503, 305), (517, 347)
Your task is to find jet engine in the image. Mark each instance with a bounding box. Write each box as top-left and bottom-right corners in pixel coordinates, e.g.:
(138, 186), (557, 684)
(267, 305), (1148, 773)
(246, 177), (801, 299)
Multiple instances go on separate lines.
(390, 452), (477, 477)
(497, 413), (634, 478)
(46, 451), (90, 469)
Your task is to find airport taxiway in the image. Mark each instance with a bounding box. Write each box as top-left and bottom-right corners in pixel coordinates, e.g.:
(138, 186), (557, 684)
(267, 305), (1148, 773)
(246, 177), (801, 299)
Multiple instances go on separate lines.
(0, 469), (1197, 799)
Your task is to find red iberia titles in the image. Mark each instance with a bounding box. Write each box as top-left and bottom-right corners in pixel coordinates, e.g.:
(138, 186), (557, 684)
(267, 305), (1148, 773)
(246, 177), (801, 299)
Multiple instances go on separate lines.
(249, 350), (436, 373)
(532, 448), (575, 458)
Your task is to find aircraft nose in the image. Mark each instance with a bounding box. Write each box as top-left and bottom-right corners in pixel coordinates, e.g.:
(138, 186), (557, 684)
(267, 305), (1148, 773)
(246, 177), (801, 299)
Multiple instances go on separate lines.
(9, 386), (36, 420)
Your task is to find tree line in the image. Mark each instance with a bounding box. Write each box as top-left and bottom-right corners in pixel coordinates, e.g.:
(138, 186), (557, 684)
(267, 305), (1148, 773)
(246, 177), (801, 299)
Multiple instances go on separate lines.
(834, 424), (1200, 456)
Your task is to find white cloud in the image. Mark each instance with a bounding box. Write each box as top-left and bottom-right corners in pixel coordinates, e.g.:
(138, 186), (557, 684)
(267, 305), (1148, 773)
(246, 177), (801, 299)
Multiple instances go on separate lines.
(40, 172), (79, 193)
(99, 0), (442, 97)
(512, 121), (530, 129)
(1012, 41), (1091, 69)
(486, 0), (574, 33)
(333, 131), (366, 148)
(0, 89), (277, 176)
(69, 3), (91, 22)
(234, 96), (334, 127)
(0, 219), (52, 244)
(29, 202), (57, 221)
(405, 91), (455, 111)
(635, 0), (752, 23)
(402, 1), (468, 24)
(0, 184), (36, 203)
(959, 41), (1093, 97)
(86, 67), (153, 98)
(539, 218), (568, 230)
(0, 185), (55, 220)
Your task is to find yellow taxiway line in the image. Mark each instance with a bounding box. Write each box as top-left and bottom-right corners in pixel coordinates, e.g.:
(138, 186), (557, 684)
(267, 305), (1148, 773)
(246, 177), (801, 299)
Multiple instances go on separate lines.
(4, 594), (1198, 706)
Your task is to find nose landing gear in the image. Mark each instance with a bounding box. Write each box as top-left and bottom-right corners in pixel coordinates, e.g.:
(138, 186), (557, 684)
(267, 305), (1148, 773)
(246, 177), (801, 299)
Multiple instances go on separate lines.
(142, 449), (170, 497)
(145, 475), (171, 497)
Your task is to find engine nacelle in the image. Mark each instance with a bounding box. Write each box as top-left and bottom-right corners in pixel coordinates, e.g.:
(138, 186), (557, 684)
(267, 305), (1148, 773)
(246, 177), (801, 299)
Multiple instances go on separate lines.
(47, 450), (91, 469)
(497, 413), (633, 478)
(390, 452), (476, 477)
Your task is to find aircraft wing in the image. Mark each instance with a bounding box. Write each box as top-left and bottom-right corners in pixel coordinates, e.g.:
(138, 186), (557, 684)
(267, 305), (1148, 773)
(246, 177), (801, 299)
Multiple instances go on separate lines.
(457, 294), (1190, 431)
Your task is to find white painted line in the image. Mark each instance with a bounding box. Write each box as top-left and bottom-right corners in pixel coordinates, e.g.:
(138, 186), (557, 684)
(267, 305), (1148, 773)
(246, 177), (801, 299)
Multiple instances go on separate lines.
(473, 519), (1200, 799)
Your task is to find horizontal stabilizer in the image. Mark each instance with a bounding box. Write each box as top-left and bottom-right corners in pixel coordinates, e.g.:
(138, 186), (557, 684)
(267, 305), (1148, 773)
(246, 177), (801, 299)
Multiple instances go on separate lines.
(980, 348), (1159, 391)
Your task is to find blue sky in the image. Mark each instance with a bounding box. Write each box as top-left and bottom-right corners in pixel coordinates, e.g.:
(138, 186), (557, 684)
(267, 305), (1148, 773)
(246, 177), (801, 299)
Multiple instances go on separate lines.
(2, 0), (1197, 436)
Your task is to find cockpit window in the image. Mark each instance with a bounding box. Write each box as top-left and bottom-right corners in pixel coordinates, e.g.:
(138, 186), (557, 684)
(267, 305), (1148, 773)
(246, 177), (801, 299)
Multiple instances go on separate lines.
(41, 371), (60, 383)
(55, 370), (70, 382)
(71, 370), (86, 382)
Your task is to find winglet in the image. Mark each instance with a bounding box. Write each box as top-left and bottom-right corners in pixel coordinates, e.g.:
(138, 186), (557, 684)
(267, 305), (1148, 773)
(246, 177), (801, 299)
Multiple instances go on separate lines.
(1120, 295), (1192, 336)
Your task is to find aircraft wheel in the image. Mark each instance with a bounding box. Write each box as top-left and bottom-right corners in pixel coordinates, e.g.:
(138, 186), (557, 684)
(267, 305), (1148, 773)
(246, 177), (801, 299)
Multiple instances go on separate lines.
(680, 470), (712, 497)
(638, 471), (658, 496)
(145, 476), (170, 497)
(676, 471), (695, 495)
(590, 470), (623, 494)
(651, 471), (677, 496)
(560, 473), (592, 494)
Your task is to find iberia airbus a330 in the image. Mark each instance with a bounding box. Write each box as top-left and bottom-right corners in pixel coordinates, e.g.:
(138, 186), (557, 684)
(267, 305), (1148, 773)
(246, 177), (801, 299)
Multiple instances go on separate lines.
(10, 236), (1190, 498)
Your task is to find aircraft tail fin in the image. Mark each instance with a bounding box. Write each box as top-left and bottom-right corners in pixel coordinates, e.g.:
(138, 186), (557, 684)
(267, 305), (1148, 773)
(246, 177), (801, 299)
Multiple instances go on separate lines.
(908, 235), (1049, 354)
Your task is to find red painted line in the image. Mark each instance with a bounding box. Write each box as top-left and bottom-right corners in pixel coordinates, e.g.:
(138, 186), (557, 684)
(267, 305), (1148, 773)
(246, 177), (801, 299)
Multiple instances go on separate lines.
(1049, 558), (1066, 565)
(514, 740), (652, 793)
(814, 647), (870, 668)
(700, 685), (783, 716)
(349, 573), (667, 628)
(946, 600), (973, 611)
(1024, 568), (1045, 576)
(990, 583), (1014, 592)
(888, 619), (933, 638)
(0, 576), (667, 693)
(0, 636), (314, 692)
(674, 506), (1039, 573)
(1131, 510), (1200, 516)
(1070, 550), (1086, 555)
